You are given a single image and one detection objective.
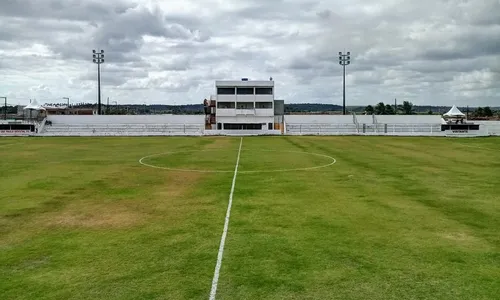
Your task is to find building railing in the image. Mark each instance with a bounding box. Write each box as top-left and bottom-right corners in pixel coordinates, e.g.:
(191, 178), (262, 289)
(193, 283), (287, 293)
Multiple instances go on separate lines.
(286, 123), (444, 135)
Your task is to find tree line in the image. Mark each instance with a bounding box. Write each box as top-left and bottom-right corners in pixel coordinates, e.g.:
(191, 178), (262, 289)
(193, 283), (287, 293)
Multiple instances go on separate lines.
(363, 101), (498, 118)
(364, 101), (415, 115)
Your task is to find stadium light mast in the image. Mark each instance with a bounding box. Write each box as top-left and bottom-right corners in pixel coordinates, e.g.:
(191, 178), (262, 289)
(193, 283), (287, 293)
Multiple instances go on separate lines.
(338, 51), (351, 115)
(1, 97), (6, 120)
(92, 49), (104, 115)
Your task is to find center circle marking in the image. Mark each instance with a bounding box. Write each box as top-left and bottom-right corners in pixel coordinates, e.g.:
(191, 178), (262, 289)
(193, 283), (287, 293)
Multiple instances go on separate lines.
(138, 149), (336, 173)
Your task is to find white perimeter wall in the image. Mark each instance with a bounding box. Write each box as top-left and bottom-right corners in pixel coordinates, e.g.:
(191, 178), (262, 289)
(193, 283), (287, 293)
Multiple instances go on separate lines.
(285, 115), (354, 124)
(48, 114), (204, 124)
(285, 115), (443, 124)
(475, 121), (500, 135)
(375, 115), (442, 124)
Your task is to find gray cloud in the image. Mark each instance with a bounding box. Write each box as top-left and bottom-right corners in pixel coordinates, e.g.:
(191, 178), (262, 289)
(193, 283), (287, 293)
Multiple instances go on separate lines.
(1, 0), (499, 106)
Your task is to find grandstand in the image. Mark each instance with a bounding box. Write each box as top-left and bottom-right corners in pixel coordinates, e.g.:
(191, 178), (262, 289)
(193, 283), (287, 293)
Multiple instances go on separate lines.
(41, 115), (204, 136)
(2, 111), (498, 138)
(285, 114), (445, 136)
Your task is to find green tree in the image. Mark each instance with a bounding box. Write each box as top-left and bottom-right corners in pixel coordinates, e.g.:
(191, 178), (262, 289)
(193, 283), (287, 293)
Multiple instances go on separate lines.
(375, 102), (386, 115)
(428, 110), (433, 115)
(365, 105), (374, 114)
(398, 101), (414, 115)
(483, 106), (493, 117)
(475, 107), (484, 117)
(385, 104), (395, 114)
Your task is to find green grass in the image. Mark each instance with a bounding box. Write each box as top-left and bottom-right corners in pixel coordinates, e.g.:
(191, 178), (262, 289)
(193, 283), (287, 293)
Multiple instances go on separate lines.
(1, 136), (499, 299)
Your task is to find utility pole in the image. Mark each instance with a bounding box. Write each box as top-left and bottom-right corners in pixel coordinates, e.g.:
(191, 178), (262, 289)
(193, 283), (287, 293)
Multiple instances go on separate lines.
(338, 51), (351, 115)
(92, 49), (104, 115)
(394, 98), (397, 114)
(1, 97), (6, 120)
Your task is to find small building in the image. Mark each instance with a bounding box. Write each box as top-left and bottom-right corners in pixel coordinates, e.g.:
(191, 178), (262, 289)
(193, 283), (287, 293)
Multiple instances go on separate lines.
(43, 106), (96, 115)
(204, 78), (284, 132)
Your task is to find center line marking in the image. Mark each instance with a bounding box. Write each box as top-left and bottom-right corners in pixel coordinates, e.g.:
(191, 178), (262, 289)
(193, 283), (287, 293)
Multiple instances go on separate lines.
(209, 137), (243, 300)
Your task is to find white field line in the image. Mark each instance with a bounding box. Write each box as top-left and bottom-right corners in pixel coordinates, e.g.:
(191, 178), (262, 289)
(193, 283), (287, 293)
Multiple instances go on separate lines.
(0, 143), (21, 148)
(138, 149), (336, 173)
(457, 143), (498, 151)
(209, 137), (243, 300)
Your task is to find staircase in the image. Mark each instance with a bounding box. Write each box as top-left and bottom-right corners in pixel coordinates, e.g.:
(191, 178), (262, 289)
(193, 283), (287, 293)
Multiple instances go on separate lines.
(352, 112), (360, 133)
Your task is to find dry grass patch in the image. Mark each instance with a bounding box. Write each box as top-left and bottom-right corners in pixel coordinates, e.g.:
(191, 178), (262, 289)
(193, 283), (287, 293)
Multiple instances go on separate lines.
(45, 201), (145, 229)
(202, 137), (236, 150)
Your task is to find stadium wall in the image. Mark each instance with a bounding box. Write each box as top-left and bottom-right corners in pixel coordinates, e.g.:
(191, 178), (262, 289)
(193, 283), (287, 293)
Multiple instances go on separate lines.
(33, 114), (499, 137)
(47, 115), (204, 124)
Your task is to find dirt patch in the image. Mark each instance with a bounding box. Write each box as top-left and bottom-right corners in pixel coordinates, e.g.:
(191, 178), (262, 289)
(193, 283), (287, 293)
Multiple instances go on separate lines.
(154, 171), (204, 199)
(438, 231), (490, 249)
(46, 202), (144, 229)
(441, 232), (474, 241)
(202, 137), (236, 150)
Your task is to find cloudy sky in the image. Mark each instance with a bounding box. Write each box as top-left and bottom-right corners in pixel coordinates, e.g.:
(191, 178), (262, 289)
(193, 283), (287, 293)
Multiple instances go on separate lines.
(1, 0), (499, 106)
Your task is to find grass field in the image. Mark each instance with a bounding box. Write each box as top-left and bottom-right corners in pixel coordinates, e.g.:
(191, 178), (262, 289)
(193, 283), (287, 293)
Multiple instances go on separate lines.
(1, 136), (499, 300)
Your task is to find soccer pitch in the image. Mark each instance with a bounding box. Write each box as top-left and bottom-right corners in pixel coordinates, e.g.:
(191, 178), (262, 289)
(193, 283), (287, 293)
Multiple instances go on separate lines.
(1, 136), (499, 300)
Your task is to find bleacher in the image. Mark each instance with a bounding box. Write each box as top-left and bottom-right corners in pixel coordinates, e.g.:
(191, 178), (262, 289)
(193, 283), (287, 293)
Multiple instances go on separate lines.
(285, 114), (444, 136)
(286, 123), (358, 135)
(42, 123), (204, 136)
(40, 115), (205, 136)
(475, 121), (500, 136)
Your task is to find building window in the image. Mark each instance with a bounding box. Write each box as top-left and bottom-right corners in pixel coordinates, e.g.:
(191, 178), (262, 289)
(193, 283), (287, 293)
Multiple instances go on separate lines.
(217, 87), (235, 95)
(223, 123), (262, 130)
(255, 102), (272, 109)
(217, 102), (235, 108)
(256, 87), (273, 95)
(236, 87), (254, 95)
(237, 102), (254, 109)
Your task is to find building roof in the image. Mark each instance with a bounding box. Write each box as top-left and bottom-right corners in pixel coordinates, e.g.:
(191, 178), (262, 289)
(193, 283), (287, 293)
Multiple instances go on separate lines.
(443, 105), (465, 117)
(216, 80), (274, 87)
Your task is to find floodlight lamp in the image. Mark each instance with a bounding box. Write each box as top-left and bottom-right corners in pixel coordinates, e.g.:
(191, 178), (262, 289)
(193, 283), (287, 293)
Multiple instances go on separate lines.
(339, 51), (342, 55)
(101, 50), (104, 53)
(346, 61), (350, 65)
(347, 51), (350, 55)
(93, 49), (96, 53)
(100, 59), (104, 63)
(93, 59), (97, 63)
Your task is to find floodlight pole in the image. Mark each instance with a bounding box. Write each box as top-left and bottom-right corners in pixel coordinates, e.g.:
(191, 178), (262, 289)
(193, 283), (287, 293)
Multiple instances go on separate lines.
(1, 97), (6, 120)
(92, 49), (104, 115)
(338, 51), (351, 115)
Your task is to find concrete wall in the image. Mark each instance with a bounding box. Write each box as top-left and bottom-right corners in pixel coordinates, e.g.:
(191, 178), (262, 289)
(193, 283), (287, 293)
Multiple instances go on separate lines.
(285, 115), (354, 124)
(47, 114), (204, 124)
(216, 115), (274, 124)
(286, 114), (443, 125)
(475, 121), (500, 135)
(375, 115), (442, 124)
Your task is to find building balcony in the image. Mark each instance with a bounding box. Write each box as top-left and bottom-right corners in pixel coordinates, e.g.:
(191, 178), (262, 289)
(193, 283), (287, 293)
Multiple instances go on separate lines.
(216, 108), (236, 117)
(236, 109), (255, 115)
(255, 108), (274, 117)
